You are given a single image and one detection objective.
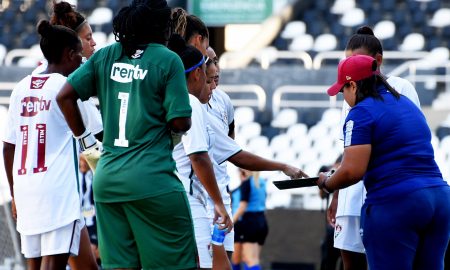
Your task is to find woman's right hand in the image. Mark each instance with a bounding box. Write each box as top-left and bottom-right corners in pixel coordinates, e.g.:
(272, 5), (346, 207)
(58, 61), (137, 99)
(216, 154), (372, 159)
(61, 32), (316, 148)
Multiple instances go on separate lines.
(327, 192), (338, 227)
(214, 204), (233, 233)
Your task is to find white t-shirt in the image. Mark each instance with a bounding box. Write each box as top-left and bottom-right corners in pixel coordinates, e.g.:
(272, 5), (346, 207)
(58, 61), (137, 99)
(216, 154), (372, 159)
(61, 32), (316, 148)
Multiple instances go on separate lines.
(2, 73), (102, 235)
(337, 76), (421, 217)
(205, 89), (240, 205)
(173, 94), (216, 199)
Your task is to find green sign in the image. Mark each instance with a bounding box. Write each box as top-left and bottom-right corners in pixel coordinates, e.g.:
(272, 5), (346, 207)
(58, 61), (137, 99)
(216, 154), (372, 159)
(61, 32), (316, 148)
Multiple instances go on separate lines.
(190, 0), (273, 26)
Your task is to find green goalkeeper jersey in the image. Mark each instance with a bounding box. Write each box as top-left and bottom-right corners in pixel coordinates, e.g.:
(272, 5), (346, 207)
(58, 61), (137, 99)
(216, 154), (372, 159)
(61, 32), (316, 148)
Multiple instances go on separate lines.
(68, 43), (191, 203)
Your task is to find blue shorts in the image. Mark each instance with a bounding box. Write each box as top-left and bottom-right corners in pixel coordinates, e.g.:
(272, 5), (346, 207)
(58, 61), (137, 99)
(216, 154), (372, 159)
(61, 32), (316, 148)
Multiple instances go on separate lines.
(361, 185), (450, 270)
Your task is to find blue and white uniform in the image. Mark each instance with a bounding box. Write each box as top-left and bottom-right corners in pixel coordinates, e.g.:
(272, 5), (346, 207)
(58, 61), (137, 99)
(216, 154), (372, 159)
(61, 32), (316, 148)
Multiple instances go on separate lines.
(334, 76), (420, 253)
(344, 84), (450, 270)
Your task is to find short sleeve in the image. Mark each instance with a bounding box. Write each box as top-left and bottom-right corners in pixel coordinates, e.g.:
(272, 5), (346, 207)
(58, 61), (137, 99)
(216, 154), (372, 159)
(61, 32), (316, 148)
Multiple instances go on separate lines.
(163, 55), (192, 122)
(182, 97), (208, 155)
(78, 99), (103, 135)
(213, 127), (241, 164)
(67, 56), (97, 101)
(343, 106), (373, 147)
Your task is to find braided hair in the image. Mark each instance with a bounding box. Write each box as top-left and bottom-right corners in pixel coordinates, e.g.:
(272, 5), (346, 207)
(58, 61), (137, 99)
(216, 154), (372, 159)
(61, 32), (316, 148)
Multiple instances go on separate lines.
(37, 19), (80, 64)
(171, 7), (209, 43)
(113, 0), (171, 57)
(50, 1), (86, 33)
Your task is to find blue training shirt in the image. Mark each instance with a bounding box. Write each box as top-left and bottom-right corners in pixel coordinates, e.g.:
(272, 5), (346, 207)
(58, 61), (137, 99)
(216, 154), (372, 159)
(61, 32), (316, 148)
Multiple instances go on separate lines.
(344, 85), (445, 204)
(240, 176), (267, 212)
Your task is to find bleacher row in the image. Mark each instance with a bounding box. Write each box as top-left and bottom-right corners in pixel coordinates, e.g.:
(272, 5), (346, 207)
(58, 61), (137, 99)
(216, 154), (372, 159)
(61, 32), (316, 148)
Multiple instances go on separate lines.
(274, 0), (450, 53)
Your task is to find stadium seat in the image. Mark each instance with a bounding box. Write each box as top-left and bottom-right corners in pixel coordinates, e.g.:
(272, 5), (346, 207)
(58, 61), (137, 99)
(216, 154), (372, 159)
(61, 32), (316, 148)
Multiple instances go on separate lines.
(288, 34), (314, 52)
(269, 134), (292, 152)
(87, 7), (113, 32)
(247, 135), (270, 152)
(374, 20), (396, 40)
(0, 44), (6, 66)
(340, 8), (365, 27)
(281, 21), (306, 39)
(286, 123), (308, 139)
(331, 0), (355, 14)
(234, 106), (255, 127)
(237, 121), (261, 143)
(92, 32), (108, 49)
(399, 33), (425, 51)
(271, 108), (298, 129)
(429, 8), (450, 27)
(313, 34), (337, 52)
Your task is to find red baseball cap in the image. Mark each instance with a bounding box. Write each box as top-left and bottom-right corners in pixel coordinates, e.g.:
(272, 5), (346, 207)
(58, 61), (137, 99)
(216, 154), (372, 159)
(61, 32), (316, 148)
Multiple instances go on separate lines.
(327, 55), (378, 96)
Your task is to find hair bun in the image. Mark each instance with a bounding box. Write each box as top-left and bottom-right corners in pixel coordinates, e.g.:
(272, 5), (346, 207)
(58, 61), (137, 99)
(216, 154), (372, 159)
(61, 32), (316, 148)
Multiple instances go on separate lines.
(356, 26), (375, 36)
(37, 20), (54, 38)
(53, 1), (75, 16)
(167, 34), (187, 54)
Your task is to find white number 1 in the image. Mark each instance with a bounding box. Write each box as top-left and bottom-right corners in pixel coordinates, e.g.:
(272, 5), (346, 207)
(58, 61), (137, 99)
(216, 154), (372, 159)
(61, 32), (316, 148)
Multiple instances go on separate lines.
(114, 92), (129, 147)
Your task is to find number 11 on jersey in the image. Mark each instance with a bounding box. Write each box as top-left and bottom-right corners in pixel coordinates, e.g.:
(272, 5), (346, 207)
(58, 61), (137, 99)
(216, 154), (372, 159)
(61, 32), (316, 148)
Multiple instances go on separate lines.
(114, 92), (130, 147)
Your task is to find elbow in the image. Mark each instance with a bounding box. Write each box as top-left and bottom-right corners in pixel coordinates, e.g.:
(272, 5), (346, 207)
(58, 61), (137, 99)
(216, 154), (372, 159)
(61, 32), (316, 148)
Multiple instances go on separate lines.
(170, 117), (191, 133)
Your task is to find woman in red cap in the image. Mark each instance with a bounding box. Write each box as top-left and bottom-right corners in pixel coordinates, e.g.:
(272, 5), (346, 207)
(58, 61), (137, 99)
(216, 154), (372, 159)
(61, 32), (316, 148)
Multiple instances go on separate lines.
(317, 54), (450, 270)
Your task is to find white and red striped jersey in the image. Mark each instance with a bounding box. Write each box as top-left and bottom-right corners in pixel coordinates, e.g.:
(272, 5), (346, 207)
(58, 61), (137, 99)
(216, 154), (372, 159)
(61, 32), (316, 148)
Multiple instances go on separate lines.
(2, 73), (101, 235)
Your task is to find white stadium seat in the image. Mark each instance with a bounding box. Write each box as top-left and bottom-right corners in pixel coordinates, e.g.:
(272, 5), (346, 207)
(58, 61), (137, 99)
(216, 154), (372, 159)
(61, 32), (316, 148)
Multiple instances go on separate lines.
(271, 108), (298, 128)
(288, 34), (314, 52)
(429, 8), (450, 28)
(313, 34), (337, 52)
(281, 21), (306, 39)
(340, 8), (365, 27)
(374, 20), (396, 40)
(399, 33), (425, 52)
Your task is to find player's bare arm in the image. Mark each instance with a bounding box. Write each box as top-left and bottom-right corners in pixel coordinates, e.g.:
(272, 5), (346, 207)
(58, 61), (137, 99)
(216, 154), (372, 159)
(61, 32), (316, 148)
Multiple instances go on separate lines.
(56, 82), (86, 136)
(189, 152), (233, 232)
(3, 142), (16, 219)
(169, 117), (191, 134)
(228, 150), (307, 179)
(317, 144), (371, 192)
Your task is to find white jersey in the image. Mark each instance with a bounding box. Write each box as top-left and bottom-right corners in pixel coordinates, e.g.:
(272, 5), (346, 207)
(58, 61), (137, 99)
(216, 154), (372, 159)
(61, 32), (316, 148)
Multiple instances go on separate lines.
(205, 89), (240, 205)
(173, 94), (216, 203)
(32, 61), (103, 135)
(2, 73), (101, 235)
(337, 76), (421, 217)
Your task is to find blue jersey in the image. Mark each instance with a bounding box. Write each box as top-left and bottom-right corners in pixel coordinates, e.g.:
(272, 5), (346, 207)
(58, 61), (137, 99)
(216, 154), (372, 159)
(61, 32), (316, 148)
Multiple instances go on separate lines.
(240, 176), (267, 212)
(344, 85), (445, 204)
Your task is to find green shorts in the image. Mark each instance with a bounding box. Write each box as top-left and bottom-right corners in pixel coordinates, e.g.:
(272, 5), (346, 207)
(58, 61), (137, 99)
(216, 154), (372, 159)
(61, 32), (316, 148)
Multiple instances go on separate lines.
(96, 191), (198, 270)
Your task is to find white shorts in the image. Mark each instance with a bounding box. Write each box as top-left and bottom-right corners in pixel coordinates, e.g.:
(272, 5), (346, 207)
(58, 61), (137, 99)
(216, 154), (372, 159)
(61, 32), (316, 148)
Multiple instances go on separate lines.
(21, 220), (82, 258)
(188, 194), (213, 268)
(334, 216), (365, 253)
(207, 203), (234, 252)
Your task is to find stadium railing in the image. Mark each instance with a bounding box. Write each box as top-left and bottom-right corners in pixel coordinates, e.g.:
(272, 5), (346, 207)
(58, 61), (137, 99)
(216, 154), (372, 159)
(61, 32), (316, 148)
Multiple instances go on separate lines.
(220, 84), (267, 111)
(272, 85), (343, 116)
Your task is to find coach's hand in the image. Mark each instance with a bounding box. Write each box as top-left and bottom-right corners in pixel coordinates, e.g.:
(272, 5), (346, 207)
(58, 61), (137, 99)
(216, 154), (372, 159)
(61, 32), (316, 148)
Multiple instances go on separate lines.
(214, 204), (233, 233)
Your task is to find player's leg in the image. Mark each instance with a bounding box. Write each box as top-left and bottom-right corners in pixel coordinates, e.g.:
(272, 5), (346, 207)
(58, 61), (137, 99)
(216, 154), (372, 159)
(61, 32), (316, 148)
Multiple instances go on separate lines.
(125, 191), (198, 270)
(241, 242), (260, 268)
(68, 225), (98, 270)
(412, 186), (450, 270)
(41, 253), (71, 270)
(339, 250), (366, 270)
(231, 219), (244, 270)
(333, 216), (367, 270)
(95, 201), (140, 269)
(26, 258), (42, 270)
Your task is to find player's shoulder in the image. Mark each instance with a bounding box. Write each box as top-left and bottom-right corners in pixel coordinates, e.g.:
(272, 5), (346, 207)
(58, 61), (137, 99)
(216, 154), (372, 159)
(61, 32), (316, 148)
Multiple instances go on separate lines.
(386, 76), (415, 94)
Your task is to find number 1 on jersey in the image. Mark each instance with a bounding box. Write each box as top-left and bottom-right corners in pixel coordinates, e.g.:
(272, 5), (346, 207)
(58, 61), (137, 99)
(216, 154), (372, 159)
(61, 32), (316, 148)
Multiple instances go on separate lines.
(114, 92), (129, 147)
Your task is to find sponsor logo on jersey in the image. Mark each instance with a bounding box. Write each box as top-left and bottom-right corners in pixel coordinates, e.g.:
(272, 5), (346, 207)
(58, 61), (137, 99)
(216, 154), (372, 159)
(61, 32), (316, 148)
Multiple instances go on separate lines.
(110, 63), (148, 83)
(131, 49), (144, 59)
(30, 76), (50, 89)
(20, 96), (51, 117)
